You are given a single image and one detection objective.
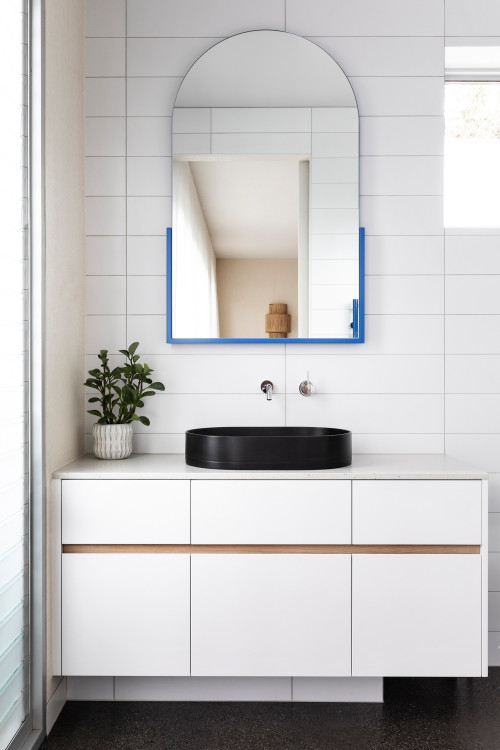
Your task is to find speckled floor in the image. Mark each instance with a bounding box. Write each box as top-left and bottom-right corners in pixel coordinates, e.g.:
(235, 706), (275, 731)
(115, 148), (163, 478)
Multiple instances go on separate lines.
(41, 671), (500, 750)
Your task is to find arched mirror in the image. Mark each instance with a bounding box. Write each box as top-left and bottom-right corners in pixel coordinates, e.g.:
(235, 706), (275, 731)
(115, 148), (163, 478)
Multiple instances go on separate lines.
(167, 30), (364, 343)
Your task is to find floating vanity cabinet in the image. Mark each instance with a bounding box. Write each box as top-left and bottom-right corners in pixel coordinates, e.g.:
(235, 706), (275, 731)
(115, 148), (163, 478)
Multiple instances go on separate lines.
(52, 455), (488, 693)
(191, 554), (351, 677)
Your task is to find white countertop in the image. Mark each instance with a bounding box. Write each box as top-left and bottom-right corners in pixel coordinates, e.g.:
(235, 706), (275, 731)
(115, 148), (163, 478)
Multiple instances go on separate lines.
(53, 454), (487, 480)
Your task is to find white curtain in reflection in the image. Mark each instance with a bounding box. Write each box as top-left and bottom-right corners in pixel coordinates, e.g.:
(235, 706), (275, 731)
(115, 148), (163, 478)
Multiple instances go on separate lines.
(172, 161), (220, 338)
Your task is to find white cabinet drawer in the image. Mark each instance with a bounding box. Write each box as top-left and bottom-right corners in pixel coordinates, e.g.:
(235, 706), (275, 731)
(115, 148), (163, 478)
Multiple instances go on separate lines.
(62, 554), (190, 676)
(62, 480), (190, 544)
(352, 554), (482, 676)
(191, 554), (351, 676)
(191, 480), (351, 544)
(352, 480), (481, 544)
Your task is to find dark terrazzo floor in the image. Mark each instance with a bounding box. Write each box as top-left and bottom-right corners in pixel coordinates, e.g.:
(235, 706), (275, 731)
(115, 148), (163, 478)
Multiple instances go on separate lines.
(41, 670), (500, 750)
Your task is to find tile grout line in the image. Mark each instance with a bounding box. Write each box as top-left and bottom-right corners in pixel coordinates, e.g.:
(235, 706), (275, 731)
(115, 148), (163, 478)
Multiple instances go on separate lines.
(125, 3), (128, 346)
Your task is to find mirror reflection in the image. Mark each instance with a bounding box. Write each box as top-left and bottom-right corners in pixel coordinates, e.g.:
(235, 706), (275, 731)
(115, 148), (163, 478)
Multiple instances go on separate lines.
(169, 31), (361, 342)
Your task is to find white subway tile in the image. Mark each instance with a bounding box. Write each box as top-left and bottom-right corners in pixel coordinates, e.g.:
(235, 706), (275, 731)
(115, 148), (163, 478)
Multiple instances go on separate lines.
(127, 38), (220, 78)
(86, 118), (126, 156)
(127, 237), (166, 276)
(172, 109), (211, 134)
(490, 515), (500, 553)
(445, 316), (500, 354)
(311, 208), (358, 234)
(446, 394), (500, 433)
(286, 393), (444, 433)
(361, 117), (443, 156)
(127, 78), (182, 118)
(488, 474), (500, 512)
(86, 236), (126, 275)
(312, 133), (358, 158)
(309, 37), (444, 77)
(311, 259), (359, 285)
(353, 433), (444, 454)
(352, 78), (443, 117)
(361, 156), (443, 196)
(310, 285), (358, 310)
(85, 38), (125, 77)
(489, 593), (500, 631)
(127, 118), (171, 157)
(286, 0), (443, 36)
(445, 355), (500, 393)
(311, 158), (358, 184)
(127, 197), (171, 235)
(85, 315), (126, 354)
(286, 355), (443, 394)
(172, 134), (211, 155)
(115, 676), (291, 701)
(85, 197), (126, 235)
(366, 276), (444, 315)
(446, 276), (500, 314)
(127, 157), (171, 197)
(67, 677), (114, 701)
(362, 197), (443, 235)
(489, 632), (500, 666)
(446, 235), (500, 274)
(212, 108), (311, 133)
(445, 0), (500, 37)
(85, 78), (125, 117)
(212, 132), (311, 155)
(85, 0), (125, 37)
(312, 108), (358, 133)
(489, 553), (500, 590)
(127, 0), (285, 37)
(310, 234), (359, 260)
(132, 433), (185, 454)
(86, 276), (126, 315)
(127, 276), (166, 315)
(365, 236), (443, 275)
(445, 435), (500, 473)
(85, 157), (126, 196)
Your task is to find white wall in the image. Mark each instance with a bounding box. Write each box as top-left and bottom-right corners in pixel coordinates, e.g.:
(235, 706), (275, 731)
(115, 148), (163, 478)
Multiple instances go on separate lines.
(46, 0), (86, 701)
(84, 0), (500, 664)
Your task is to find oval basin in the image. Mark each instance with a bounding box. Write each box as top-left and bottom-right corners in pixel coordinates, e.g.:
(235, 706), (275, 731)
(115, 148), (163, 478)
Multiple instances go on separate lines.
(185, 426), (352, 470)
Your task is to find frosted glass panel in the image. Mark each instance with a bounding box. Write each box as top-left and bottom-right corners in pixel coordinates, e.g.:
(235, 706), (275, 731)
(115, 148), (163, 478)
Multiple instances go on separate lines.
(0, 1), (29, 747)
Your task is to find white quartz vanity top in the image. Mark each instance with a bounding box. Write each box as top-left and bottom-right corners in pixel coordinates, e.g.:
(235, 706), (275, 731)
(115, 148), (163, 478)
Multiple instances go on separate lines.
(53, 454), (487, 480)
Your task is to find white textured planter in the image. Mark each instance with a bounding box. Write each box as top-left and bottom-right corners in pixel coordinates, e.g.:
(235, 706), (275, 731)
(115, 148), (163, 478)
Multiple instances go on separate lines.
(92, 424), (133, 460)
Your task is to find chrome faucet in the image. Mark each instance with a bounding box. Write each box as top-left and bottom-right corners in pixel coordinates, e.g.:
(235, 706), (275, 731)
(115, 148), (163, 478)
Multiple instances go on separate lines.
(260, 380), (274, 401)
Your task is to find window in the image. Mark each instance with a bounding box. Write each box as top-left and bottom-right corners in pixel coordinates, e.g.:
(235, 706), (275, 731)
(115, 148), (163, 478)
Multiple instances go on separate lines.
(445, 46), (500, 228)
(0, 2), (30, 749)
(445, 82), (500, 227)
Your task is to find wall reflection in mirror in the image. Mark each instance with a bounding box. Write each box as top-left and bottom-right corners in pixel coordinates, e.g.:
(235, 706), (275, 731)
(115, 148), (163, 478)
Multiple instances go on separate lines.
(169, 31), (361, 342)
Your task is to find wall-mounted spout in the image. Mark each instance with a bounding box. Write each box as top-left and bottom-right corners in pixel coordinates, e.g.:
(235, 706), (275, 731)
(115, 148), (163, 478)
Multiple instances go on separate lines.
(260, 380), (274, 401)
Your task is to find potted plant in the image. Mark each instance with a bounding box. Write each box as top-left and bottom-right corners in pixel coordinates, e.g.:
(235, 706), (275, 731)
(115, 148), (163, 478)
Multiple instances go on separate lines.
(84, 342), (165, 459)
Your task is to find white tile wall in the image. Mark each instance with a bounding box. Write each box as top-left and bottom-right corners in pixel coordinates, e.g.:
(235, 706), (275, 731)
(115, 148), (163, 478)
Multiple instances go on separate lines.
(84, 0), (500, 666)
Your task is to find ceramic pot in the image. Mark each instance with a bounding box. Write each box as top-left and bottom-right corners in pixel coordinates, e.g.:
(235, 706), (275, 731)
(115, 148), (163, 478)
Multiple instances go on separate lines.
(92, 423), (133, 460)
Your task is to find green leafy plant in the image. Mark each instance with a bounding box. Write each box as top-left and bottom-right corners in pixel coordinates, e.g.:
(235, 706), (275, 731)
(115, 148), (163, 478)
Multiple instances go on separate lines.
(85, 342), (165, 426)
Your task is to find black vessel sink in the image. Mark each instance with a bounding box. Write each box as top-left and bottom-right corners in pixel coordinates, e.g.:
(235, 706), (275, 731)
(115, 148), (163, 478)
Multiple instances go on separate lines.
(185, 426), (352, 470)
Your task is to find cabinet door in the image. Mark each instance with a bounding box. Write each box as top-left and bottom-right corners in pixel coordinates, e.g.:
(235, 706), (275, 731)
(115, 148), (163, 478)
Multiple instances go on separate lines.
(352, 555), (481, 677)
(191, 554), (351, 677)
(62, 554), (190, 676)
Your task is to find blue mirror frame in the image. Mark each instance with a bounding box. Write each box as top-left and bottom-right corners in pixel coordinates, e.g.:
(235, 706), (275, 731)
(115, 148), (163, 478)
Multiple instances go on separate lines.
(166, 227), (365, 344)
